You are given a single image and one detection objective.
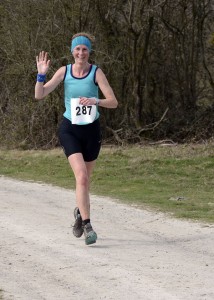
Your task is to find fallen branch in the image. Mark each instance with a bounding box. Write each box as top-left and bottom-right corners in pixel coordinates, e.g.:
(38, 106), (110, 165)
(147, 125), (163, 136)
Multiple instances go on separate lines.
(138, 107), (169, 134)
(149, 139), (177, 146)
(106, 126), (124, 144)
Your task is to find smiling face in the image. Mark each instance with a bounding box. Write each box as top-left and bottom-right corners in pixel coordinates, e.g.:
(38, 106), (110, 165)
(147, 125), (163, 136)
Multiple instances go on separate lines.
(72, 45), (90, 64)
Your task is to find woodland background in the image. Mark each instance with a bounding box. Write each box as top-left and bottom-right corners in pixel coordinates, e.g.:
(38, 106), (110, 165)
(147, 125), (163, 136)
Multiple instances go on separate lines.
(0, 0), (214, 149)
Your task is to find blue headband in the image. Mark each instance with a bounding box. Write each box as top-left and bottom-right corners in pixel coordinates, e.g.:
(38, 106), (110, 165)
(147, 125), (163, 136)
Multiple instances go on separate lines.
(71, 36), (92, 52)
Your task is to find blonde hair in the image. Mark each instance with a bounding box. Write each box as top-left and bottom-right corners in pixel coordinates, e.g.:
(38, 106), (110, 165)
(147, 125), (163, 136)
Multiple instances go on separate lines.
(72, 32), (95, 43)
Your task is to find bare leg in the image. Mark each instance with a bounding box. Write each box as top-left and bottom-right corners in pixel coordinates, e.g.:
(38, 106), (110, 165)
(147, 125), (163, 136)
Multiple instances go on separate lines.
(68, 153), (96, 220)
(85, 160), (96, 212)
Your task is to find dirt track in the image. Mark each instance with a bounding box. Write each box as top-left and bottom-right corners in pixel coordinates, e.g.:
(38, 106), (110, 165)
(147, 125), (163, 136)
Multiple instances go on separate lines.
(0, 176), (213, 300)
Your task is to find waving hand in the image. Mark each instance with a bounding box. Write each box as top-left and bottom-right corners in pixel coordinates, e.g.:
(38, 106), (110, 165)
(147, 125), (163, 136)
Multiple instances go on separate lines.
(36, 51), (50, 75)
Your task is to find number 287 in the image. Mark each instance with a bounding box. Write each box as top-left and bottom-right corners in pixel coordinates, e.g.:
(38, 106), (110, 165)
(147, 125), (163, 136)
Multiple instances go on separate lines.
(76, 106), (92, 116)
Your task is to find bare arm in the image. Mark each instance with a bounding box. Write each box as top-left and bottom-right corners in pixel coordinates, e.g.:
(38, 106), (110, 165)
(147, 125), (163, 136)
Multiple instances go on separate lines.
(35, 51), (65, 100)
(95, 68), (118, 108)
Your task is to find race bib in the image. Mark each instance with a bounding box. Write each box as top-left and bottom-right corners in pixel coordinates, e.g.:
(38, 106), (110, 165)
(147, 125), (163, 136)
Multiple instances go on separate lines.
(70, 98), (97, 125)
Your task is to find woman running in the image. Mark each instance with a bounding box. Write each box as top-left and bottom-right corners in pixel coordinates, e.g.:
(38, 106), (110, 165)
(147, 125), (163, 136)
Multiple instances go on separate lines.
(35, 32), (118, 245)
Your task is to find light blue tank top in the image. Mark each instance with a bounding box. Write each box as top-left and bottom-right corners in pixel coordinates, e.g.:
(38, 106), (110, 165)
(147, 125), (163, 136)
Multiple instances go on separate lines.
(63, 64), (100, 123)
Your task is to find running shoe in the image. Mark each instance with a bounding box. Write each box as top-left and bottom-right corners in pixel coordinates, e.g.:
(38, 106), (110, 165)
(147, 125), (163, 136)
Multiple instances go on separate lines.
(83, 223), (97, 245)
(72, 207), (84, 238)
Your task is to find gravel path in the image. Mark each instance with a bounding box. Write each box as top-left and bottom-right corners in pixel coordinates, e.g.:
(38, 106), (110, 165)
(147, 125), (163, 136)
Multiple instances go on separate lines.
(0, 176), (213, 300)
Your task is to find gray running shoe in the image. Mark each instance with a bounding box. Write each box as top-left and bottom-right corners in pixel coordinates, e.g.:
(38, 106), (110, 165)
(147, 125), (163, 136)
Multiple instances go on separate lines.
(83, 223), (97, 245)
(73, 207), (84, 238)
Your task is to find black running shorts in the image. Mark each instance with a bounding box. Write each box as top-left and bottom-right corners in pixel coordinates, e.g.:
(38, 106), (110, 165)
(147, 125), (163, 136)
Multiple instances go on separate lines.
(58, 117), (102, 162)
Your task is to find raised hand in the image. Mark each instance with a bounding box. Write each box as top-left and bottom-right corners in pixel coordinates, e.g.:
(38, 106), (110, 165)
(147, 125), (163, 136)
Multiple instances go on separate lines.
(36, 51), (50, 75)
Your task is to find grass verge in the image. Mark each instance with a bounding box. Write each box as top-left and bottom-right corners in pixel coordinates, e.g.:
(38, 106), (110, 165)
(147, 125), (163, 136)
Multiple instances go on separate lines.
(0, 143), (213, 223)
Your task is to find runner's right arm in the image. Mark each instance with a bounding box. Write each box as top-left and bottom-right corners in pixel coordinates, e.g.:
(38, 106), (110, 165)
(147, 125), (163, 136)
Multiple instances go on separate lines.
(35, 51), (65, 100)
(35, 67), (65, 100)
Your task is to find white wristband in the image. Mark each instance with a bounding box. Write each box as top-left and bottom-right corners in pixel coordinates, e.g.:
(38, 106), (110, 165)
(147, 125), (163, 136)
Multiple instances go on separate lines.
(95, 98), (100, 105)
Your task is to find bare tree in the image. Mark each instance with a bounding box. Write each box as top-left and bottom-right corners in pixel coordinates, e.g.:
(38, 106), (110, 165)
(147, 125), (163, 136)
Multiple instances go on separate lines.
(0, 0), (213, 148)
